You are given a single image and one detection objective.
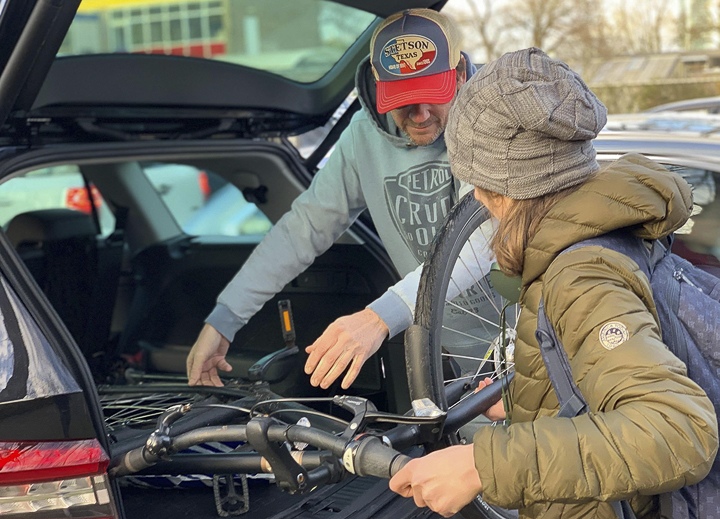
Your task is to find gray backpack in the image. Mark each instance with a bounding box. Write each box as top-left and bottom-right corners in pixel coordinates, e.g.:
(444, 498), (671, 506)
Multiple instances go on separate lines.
(535, 230), (719, 519)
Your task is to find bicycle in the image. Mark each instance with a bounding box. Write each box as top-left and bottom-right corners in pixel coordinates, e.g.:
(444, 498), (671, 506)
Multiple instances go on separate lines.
(109, 192), (518, 519)
(109, 379), (510, 512)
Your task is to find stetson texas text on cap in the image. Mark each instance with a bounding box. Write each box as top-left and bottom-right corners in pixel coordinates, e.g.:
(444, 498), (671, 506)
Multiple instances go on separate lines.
(370, 9), (462, 114)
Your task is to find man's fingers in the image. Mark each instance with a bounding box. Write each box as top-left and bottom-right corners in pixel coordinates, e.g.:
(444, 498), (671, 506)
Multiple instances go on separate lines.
(320, 350), (354, 389)
(389, 460), (415, 495)
(186, 351), (194, 379)
(412, 492), (427, 509)
(389, 471), (411, 495)
(188, 359), (204, 386)
(474, 376), (495, 393)
(218, 359), (233, 372)
(304, 332), (338, 374)
(199, 371), (214, 387)
(209, 368), (224, 387)
(394, 483), (414, 498)
(341, 355), (366, 390)
(310, 342), (345, 387)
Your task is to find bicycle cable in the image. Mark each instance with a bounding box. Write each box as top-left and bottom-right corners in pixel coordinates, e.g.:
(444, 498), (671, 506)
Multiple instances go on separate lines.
(265, 408), (350, 426)
(250, 397), (337, 417)
(192, 403), (254, 414)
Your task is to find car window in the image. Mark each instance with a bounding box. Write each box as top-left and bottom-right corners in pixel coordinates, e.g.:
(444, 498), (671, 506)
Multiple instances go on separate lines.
(141, 163), (272, 240)
(59, 0), (377, 83)
(0, 165), (116, 236)
(662, 164), (720, 269)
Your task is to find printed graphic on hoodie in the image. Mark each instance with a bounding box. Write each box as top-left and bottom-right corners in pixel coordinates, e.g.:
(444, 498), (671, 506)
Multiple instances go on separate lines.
(384, 160), (455, 263)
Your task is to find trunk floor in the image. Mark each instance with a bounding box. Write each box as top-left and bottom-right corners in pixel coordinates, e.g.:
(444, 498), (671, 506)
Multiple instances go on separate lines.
(120, 475), (450, 519)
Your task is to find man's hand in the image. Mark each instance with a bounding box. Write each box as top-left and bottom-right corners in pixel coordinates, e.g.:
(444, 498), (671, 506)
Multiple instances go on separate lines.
(389, 445), (483, 517)
(475, 377), (507, 421)
(304, 308), (389, 390)
(187, 324), (233, 386)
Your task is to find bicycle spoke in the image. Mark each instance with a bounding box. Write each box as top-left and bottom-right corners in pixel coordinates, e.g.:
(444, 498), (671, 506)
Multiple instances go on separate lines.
(448, 277), (494, 338)
(456, 255), (501, 316)
(101, 392), (197, 430)
(444, 299), (500, 328)
(440, 325), (493, 344)
(442, 352), (500, 363)
(447, 365), (516, 410)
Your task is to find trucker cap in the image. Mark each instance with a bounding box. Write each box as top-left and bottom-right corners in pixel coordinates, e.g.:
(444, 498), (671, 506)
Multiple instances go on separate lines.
(370, 9), (462, 113)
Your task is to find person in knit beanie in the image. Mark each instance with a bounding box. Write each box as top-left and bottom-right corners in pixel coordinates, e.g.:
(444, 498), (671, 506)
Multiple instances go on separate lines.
(389, 48), (717, 519)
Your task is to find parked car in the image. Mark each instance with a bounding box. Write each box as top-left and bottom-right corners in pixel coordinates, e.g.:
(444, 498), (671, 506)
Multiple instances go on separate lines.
(644, 95), (720, 114)
(604, 110), (720, 135)
(596, 122), (720, 273)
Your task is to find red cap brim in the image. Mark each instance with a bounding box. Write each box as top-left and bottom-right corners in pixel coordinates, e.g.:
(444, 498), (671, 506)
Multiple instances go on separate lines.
(376, 70), (457, 114)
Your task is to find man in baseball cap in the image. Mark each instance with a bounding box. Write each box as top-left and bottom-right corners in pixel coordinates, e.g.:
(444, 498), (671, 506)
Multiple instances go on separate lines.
(188, 9), (497, 395)
(367, 9), (466, 147)
(371, 9), (463, 114)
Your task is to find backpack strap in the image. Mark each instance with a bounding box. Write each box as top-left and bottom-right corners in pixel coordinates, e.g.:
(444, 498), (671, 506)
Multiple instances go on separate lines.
(535, 300), (588, 418)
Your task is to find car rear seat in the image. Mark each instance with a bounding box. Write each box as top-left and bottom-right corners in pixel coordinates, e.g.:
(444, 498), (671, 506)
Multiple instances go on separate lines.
(5, 209), (125, 373)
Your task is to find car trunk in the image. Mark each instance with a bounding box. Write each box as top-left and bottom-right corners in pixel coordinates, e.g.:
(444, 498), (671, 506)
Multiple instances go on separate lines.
(0, 0), (448, 516)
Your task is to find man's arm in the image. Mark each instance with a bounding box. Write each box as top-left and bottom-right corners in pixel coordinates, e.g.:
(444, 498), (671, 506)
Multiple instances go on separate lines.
(304, 216), (496, 389)
(187, 123), (367, 385)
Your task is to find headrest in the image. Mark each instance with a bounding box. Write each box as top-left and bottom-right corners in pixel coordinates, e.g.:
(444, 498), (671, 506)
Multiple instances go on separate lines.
(5, 209), (97, 248)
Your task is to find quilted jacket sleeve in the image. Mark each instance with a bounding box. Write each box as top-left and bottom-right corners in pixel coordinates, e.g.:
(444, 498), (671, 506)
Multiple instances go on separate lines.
(472, 247), (718, 509)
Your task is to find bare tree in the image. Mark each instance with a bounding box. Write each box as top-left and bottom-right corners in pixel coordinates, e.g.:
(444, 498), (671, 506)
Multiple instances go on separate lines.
(444, 0), (509, 62)
(504, 0), (578, 54)
(609, 0), (674, 54)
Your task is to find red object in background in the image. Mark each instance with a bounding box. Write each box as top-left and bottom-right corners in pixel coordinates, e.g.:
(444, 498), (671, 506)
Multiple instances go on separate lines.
(66, 185), (103, 214)
(198, 171), (211, 200)
(143, 42), (226, 58)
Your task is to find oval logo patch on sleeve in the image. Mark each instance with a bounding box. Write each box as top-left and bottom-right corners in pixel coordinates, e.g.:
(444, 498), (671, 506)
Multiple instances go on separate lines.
(599, 321), (630, 350)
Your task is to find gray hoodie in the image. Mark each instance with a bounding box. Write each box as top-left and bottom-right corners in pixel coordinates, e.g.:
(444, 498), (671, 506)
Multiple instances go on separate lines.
(207, 55), (489, 341)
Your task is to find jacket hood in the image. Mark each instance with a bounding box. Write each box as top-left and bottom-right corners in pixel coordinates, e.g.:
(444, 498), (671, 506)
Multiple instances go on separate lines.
(355, 52), (477, 149)
(522, 152), (693, 286)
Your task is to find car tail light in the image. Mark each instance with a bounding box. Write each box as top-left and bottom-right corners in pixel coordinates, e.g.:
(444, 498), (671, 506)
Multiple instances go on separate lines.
(0, 439), (119, 518)
(65, 186), (103, 215)
(198, 171), (211, 200)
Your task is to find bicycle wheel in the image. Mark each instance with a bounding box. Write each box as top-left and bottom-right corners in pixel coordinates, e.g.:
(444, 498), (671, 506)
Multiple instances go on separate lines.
(407, 192), (517, 519)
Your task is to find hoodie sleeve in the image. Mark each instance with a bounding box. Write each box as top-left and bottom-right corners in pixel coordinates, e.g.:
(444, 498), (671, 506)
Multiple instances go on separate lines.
(472, 248), (718, 510)
(206, 120), (368, 341)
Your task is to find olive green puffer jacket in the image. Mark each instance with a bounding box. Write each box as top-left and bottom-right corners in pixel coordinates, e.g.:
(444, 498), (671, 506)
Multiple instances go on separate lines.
(472, 153), (719, 518)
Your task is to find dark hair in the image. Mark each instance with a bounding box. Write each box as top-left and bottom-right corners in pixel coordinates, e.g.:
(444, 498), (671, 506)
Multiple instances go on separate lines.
(456, 55), (466, 82)
(478, 184), (582, 277)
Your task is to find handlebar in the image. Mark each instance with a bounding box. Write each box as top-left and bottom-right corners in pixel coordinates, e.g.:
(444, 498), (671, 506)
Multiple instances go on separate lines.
(109, 373), (512, 492)
(110, 421), (410, 489)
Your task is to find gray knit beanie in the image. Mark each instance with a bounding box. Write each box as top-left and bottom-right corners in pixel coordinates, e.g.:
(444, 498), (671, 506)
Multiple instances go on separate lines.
(446, 47), (607, 199)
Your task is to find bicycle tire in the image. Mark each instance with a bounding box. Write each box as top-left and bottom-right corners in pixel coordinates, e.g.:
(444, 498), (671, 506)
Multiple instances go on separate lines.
(407, 192), (517, 519)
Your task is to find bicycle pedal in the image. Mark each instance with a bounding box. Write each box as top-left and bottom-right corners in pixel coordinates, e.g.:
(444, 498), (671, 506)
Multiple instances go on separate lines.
(213, 474), (249, 517)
